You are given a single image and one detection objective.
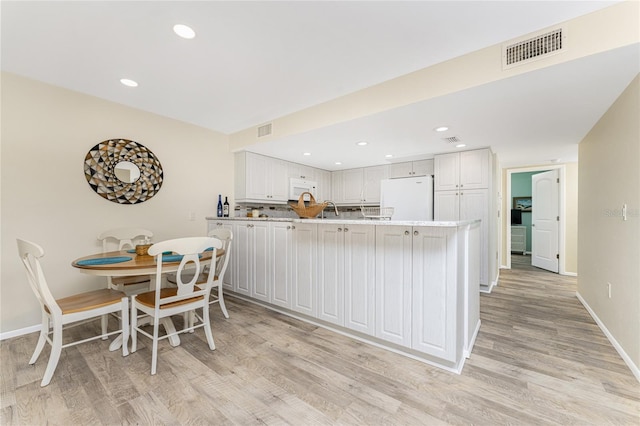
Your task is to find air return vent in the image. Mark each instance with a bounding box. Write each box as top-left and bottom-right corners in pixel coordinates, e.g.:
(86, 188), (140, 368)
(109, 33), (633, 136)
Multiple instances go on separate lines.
(442, 136), (461, 144)
(503, 27), (565, 69)
(257, 123), (272, 138)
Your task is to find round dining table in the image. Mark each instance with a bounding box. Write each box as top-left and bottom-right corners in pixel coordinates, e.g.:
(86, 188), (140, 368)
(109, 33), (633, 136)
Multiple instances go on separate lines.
(72, 248), (224, 350)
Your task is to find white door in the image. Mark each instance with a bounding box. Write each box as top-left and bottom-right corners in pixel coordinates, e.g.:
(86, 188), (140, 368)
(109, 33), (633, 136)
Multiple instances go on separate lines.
(344, 225), (375, 335)
(317, 224), (344, 325)
(270, 223), (293, 308)
(531, 170), (559, 272)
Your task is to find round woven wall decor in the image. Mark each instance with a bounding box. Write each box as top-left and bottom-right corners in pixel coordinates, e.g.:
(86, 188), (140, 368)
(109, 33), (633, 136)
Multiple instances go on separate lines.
(84, 139), (163, 204)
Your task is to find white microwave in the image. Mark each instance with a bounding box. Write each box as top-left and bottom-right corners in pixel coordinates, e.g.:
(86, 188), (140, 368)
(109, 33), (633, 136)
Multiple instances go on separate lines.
(289, 178), (317, 201)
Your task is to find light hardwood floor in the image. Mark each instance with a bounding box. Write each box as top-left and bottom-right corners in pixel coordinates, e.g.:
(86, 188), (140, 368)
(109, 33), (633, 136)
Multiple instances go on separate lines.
(2, 262), (639, 425)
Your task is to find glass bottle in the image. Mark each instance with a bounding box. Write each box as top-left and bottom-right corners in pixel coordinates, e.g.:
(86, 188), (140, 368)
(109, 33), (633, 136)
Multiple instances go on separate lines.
(217, 194), (223, 217)
(223, 197), (230, 217)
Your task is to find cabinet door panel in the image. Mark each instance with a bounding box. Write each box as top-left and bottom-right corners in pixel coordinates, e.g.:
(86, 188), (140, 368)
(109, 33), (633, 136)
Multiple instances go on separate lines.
(363, 165), (388, 204)
(234, 223), (252, 296)
(459, 150), (489, 189)
(251, 223), (270, 302)
(292, 224), (317, 316)
(434, 191), (460, 221)
(271, 223), (292, 308)
(342, 168), (364, 204)
(412, 159), (434, 177)
(245, 154), (270, 200)
(389, 162), (413, 178)
(411, 227), (456, 361)
(270, 159), (289, 201)
(344, 225), (375, 335)
(317, 225), (344, 325)
(434, 153), (459, 191)
(375, 226), (412, 346)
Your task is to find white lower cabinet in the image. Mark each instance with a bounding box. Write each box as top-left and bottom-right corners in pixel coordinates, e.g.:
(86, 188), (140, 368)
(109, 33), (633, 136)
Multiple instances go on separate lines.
(375, 226), (412, 346)
(291, 223), (317, 316)
(411, 227), (457, 362)
(317, 224), (375, 332)
(375, 225), (458, 361)
(270, 222), (294, 309)
(233, 221), (269, 301)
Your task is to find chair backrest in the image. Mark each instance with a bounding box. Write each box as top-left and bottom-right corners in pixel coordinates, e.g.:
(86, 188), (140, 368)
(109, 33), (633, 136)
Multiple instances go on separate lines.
(16, 239), (61, 316)
(148, 237), (223, 307)
(207, 228), (233, 278)
(98, 228), (153, 252)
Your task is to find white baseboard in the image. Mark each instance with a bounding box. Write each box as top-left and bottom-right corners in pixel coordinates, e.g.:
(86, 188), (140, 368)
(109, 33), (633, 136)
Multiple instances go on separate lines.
(562, 271), (578, 277)
(0, 324), (40, 341)
(576, 291), (640, 383)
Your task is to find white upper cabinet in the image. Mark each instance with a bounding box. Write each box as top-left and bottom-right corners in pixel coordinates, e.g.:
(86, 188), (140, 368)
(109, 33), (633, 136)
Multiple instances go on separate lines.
(315, 169), (332, 202)
(235, 152), (288, 203)
(389, 159), (434, 178)
(434, 149), (489, 191)
(332, 165), (389, 205)
(289, 163), (317, 181)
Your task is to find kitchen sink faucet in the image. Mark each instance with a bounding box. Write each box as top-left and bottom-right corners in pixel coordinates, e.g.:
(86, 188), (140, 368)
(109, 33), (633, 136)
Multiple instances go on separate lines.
(322, 201), (340, 219)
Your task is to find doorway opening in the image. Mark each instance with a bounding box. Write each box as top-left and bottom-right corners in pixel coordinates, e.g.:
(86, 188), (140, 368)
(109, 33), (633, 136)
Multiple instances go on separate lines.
(506, 164), (566, 273)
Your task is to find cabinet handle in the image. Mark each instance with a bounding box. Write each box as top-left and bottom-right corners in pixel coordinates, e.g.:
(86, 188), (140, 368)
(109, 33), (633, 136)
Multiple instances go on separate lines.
(338, 228), (343, 232)
(456, 184), (459, 188)
(414, 230), (419, 236)
(291, 226), (296, 230)
(344, 228), (349, 232)
(287, 226), (291, 230)
(460, 184), (463, 188)
(404, 230), (410, 235)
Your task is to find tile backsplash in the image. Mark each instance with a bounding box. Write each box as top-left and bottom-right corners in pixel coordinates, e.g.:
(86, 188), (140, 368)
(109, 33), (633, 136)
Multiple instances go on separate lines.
(235, 203), (366, 220)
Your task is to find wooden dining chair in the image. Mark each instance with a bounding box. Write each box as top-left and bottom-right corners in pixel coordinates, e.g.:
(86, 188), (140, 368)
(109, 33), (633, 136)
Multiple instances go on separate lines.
(17, 239), (130, 387)
(166, 228), (233, 318)
(130, 236), (222, 375)
(98, 227), (154, 292)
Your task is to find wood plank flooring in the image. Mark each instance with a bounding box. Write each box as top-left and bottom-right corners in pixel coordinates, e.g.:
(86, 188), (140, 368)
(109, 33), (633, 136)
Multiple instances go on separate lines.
(2, 261), (639, 425)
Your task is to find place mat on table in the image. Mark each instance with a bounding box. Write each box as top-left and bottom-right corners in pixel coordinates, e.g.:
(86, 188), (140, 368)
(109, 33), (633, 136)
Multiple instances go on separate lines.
(127, 249), (173, 254)
(159, 254), (203, 262)
(76, 256), (132, 266)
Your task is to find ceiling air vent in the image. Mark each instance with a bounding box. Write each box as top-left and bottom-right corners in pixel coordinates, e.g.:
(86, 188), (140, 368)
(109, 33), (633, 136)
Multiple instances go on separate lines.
(442, 136), (461, 144)
(257, 123), (272, 138)
(503, 27), (565, 69)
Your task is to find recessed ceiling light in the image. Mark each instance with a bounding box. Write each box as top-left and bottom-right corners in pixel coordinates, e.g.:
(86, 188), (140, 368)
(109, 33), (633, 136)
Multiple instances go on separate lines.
(120, 78), (138, 87)
(173, 24), (196, 39)
(455, 143), (466, 148)
(385, 154), (393, 158)
(356, 141), (368, 146)
(303, 152), (311, 156)
(335, 161), (342, 165)
(434, 126), (449, 132)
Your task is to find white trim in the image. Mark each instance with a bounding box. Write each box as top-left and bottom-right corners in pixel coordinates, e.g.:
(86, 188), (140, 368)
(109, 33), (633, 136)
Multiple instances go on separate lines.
(0, 324), (40, 341)
(464, 320), (481, 358)
(505, 165), (565, 272)
(562, 271), (577, 277)
(576, 291), (640, 383)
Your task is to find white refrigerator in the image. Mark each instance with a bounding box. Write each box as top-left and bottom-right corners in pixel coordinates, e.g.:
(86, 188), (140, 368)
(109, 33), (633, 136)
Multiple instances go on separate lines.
(380, 176), (434, 221)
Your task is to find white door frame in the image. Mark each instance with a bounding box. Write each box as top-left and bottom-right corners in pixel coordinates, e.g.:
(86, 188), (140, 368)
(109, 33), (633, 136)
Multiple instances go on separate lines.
(505, 164), (567, 274)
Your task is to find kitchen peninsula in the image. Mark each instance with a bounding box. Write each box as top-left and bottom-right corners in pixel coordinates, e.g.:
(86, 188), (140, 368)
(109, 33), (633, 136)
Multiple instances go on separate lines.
(207, 216), (480, 373)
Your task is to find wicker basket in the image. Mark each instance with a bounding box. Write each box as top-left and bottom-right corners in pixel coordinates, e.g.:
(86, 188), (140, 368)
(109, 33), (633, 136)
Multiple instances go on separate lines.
(289, 192), (328, 218)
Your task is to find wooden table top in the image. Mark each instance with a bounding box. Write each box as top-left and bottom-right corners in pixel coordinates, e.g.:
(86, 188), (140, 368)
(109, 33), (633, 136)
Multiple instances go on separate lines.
(71, 249), (223, 276)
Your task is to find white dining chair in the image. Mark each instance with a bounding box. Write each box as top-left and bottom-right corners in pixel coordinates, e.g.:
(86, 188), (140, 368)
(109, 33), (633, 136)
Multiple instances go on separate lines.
(130, 236), (222, 375)
(17, 239), (130, 387)
(98, 227), (154, 292)
(166, 228), (233, 318)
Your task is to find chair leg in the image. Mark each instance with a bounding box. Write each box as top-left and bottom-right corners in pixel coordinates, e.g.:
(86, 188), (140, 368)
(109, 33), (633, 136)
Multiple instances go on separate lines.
(202, 305), (216, 351)
(41, 321), (62, 387)
(217, 283), (229, 319)
(29, 314), (49, 365)
(120, 298), (130, 357)
(101, 314), (109, 339)
(151, 317), (160, 375)
(130, 300), (137, 353)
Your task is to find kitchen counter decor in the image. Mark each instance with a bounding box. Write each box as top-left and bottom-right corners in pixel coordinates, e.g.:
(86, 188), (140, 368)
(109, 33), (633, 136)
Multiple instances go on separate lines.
(289, 192), (327, 218)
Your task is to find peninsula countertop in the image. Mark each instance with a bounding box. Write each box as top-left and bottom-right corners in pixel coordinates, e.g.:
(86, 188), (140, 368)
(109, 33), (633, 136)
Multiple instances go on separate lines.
(206, 216), (480, 227)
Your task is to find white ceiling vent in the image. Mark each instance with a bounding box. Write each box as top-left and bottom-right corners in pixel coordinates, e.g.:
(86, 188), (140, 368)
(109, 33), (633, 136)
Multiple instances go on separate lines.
(503, 27), (565, 69)
(442, 136), (461, 144)
(257, 123), (272, 138)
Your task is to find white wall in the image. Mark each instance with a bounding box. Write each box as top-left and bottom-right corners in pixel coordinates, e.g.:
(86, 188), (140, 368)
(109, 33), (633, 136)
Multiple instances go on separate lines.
(578, 74), (640, 377)
(0, 73), (233, 334)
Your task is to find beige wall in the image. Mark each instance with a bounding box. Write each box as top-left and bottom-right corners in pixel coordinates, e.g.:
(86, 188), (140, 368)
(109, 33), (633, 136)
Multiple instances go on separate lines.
(578, 74), (640, 373)
(0, 73), (233, 333)
(500, 163), (578, 274)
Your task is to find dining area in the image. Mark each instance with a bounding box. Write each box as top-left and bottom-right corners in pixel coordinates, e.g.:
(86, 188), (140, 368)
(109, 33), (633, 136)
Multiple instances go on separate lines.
(16, 227), (234, 387)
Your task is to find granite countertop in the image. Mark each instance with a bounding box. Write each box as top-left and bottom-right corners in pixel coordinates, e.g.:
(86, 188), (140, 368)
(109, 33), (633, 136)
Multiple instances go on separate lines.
(206, 216), (480, 227)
